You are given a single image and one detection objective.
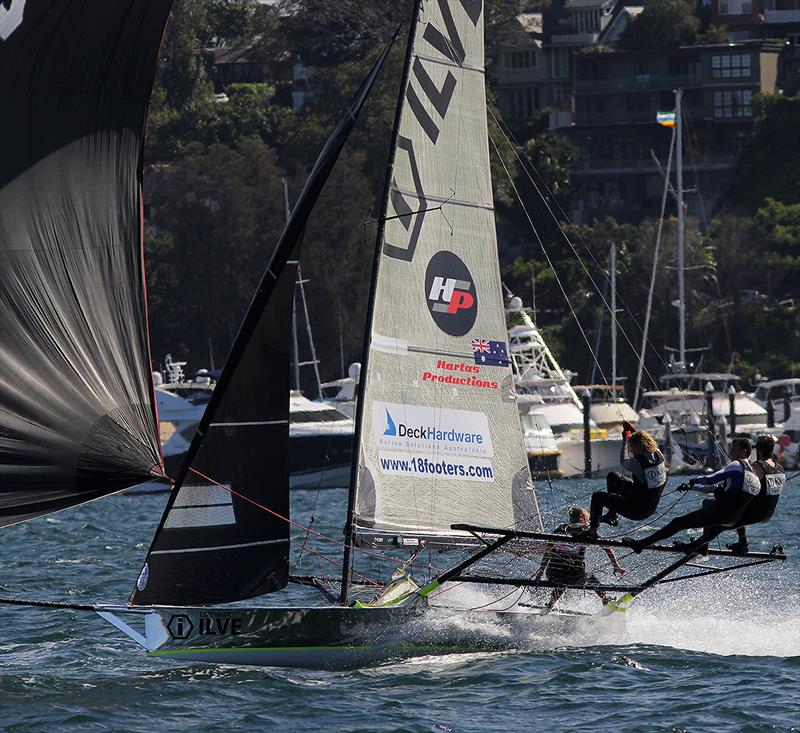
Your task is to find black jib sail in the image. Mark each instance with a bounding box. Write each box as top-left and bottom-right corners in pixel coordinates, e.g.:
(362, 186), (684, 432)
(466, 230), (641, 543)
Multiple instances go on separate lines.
(0, 0), (173, 527)
(129, 37), (398, 606)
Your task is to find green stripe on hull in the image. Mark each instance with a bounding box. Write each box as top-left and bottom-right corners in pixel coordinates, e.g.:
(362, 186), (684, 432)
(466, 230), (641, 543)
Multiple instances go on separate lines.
(148, 642), (490, 657)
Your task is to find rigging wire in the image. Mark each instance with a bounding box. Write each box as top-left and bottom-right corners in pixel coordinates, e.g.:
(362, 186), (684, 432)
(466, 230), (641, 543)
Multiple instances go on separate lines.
(489, 109), (668, 397)
(488, 109), (733, 460)
(489, 134), (612, 387)
(184, 467), (436, 575)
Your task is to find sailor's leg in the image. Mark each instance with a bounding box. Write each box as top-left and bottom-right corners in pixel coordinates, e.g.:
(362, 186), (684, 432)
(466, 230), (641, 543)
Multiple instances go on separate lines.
(606, 471), (625, 494)
(586, 573), (609, 604)
(545, 586), (565, 610)
(590, 491), (610, 528)
(626, 501), (720, 553)
(673, 525), (723, 555)
(726, 525), (750, 554)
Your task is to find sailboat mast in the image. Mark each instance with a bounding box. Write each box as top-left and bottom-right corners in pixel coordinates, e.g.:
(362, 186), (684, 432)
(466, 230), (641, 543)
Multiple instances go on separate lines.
(340, 0), (422, 605)
(675, 88), (685, 368)
(284, 177), (301, 391)
(610, 241), (617, 387)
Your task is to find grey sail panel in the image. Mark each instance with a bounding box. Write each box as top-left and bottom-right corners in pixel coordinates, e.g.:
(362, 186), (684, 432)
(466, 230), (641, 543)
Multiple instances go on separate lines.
(0, 0), (173, 526)
(130, 38), (397, 606)
(353, 0), (540, 545)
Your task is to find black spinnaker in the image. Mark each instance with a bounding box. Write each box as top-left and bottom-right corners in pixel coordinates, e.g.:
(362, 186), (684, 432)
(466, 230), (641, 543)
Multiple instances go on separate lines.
(0, 0), (173, 527)
(130, 35), (399, 606)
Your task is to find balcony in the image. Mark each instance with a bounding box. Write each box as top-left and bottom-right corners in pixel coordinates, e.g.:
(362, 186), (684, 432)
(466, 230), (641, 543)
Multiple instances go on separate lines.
(574, 72), (706, 94)
(764, 8), (800, 21)
(573, 153), (738, 175)
(550, 31), (600, 45)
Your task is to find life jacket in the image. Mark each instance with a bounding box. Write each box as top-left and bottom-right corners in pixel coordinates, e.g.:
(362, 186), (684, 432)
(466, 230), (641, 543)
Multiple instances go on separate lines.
(712, 460), (760, 526)
(634, 451), (667, 491)
(749, 459), (785, 522)
(739, 459), (762, 496)
(549, 522), (587, 571)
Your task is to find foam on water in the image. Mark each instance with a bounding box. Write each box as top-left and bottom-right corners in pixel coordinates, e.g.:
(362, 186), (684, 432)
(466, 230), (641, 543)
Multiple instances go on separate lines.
(426, 572), (800, 658)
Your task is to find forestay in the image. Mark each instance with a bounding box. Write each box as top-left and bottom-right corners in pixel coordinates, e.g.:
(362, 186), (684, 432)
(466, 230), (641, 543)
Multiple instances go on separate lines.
(353, 0), (540, 547)
(130, 40), (396, 606)
(0, 0), (172, 526)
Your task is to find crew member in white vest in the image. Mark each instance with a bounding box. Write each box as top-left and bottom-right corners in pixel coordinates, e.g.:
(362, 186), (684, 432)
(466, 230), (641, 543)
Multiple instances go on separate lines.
(589, 427), (667, 535)
(626, 437), (758, 554)
(724, 435), (786, 554)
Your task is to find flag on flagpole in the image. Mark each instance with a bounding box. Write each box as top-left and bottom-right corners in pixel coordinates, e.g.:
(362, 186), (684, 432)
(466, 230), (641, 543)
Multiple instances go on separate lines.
(656, 110), (676, 127)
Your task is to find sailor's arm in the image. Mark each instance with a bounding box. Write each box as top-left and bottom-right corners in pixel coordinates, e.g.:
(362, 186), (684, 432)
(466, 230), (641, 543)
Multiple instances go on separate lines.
(534, 544), (552, 580)
(603, 546), (625, 576)
(688, 463), (741, 493)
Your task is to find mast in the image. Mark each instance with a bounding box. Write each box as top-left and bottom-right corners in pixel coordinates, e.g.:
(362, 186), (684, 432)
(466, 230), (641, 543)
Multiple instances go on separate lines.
(340, 0), (422, 604)
(633, 122), (676, 407)
(610, 241), (617, 387)
(675, 88), (685, 368)
(285, 177), (301, 392)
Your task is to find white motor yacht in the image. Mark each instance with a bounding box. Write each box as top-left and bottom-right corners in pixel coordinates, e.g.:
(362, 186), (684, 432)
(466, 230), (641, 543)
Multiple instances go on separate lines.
(506, 299), (625, 477)
(137, 356), (354, 492)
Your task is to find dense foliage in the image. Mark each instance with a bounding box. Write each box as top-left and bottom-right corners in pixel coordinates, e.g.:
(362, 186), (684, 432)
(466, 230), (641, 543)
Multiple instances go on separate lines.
(143, 0), (799, 396)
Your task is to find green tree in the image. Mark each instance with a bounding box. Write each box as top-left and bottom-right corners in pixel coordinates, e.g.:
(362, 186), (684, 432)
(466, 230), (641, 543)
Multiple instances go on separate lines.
(728, 94), (800, 211)
(146, 138), (287, 364)
(619, 0), (700, 50)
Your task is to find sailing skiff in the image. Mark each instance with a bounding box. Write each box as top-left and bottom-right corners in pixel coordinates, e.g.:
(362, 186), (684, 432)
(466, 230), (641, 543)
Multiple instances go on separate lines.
(0, 0), (785, 669)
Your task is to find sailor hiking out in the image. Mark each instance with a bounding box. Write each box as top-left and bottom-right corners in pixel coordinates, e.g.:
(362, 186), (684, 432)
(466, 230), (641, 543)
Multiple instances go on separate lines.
(589, 424), (667, 534)
(725, 435), (786, 554)
(534, 507), (625, 611)
(626, 437), (758, 554)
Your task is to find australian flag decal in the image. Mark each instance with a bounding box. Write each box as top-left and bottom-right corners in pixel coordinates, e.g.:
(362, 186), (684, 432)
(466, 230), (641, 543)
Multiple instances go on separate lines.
(471, 339), (509, 367)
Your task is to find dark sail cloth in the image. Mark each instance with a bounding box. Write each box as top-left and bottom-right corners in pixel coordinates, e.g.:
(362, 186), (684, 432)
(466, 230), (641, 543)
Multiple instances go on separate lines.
(589, 447), (667, 528)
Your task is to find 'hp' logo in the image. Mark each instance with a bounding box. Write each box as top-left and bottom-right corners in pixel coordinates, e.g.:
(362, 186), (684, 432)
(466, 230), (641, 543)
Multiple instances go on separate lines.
(425, 251), (477, 336)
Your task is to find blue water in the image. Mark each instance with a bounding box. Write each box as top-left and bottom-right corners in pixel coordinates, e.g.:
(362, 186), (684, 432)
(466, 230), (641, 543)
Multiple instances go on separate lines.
(1, 477), (798, 732)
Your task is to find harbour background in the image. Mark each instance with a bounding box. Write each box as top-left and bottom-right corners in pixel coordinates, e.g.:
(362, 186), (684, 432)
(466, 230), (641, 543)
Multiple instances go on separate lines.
(1, 476), (798, 733)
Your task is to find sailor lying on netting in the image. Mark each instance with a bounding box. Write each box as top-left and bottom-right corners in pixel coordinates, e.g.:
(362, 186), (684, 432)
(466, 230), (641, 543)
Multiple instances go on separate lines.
(625, 437), (758, 554)
(534, 507), (625, 610)
(588, 424), (667, 535)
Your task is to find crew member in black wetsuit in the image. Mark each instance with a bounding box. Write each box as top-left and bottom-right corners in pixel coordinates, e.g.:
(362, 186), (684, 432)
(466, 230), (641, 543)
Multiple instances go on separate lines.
(534, 507), (625, 611)
(625, 437), (759, 554)
(589, 426), (667, 534)
(724, 435), (786, 554)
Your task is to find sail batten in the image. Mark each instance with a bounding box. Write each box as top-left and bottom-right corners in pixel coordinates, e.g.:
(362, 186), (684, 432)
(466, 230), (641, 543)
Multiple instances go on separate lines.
(351, 0), (541, 548)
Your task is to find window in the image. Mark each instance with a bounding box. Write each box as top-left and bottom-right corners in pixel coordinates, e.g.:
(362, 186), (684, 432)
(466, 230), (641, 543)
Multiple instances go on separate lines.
(626, 94), (649, 112)
(573, 9), (600, 33)
(719, 0), (753, 13)
(503, 50), (536, 70)
(712, 53), (752, 78)
(505, 87), (539, 118)
(713, 89), (753, 118)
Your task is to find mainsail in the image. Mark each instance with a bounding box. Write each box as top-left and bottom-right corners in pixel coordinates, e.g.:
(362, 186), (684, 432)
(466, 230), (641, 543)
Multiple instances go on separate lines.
(130, 39), (397, 606)
(351, 0), (540, 547)
(0, 0), (172, 526)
